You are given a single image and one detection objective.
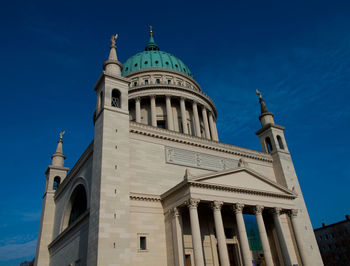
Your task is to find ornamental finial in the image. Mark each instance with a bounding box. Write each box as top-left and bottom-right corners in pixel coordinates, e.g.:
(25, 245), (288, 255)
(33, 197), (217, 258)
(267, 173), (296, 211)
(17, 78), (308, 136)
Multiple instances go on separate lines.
(256, 89), (262, 99)
(149, 25), (153, 37)
(59, 131), (65, 141)
(111, 34), (118, 48)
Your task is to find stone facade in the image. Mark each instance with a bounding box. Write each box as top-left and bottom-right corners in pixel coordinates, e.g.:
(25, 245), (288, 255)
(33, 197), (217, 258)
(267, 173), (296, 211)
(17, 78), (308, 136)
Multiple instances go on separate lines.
(34, 31), (323, 266)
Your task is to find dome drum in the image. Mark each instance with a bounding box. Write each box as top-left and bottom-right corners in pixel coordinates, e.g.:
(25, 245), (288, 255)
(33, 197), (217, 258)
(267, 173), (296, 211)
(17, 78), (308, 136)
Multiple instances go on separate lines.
(128, 94), (218, 140)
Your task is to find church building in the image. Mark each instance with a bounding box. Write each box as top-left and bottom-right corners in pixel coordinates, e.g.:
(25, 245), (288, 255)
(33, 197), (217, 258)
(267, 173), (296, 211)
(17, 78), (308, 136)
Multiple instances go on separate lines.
(34, 28), (323, 266)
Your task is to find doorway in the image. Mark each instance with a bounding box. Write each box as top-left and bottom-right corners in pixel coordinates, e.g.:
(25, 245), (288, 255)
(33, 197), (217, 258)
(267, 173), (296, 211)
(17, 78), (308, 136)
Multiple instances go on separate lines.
(227, 244), (240, 266)
(185, 254), (191, 266)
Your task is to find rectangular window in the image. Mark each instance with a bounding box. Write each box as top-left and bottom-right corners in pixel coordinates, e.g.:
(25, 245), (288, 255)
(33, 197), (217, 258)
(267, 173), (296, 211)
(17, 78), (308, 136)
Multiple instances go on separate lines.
(140, 236), (147, 250)
(134, 81), (137, 86)
(145, 80), (149, 85)
(168, 80), (171, 84)
(156, 79), (160, 84)
(157, 120), (166, 129)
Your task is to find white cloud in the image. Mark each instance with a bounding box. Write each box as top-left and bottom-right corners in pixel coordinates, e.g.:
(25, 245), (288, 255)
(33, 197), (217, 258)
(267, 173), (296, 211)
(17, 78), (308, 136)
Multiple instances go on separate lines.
(0, 239), (36, 261)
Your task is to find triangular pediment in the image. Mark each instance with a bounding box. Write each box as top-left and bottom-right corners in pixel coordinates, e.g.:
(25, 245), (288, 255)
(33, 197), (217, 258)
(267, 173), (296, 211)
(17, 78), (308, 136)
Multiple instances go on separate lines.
(189, 167), (295, 196)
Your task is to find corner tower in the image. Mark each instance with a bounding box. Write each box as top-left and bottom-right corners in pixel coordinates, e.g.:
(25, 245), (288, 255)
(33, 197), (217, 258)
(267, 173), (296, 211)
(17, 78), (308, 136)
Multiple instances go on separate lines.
(255, 90), (323, 265)
(35, 133), (69, 266)
(87, 34), (131, 265)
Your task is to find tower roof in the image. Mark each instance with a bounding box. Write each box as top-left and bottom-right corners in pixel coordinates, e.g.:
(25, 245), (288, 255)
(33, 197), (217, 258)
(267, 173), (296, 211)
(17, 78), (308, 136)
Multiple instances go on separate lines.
(121, 28), (193, 77)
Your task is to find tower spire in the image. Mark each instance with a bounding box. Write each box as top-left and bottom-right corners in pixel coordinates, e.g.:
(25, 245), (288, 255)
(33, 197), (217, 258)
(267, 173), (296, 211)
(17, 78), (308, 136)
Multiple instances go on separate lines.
(51, 131), (66, 167)
(145, 26), (159, 51)
(103, 34), (123, 76)
(256, 90), (274, 127)
(149, 25), (153, 37)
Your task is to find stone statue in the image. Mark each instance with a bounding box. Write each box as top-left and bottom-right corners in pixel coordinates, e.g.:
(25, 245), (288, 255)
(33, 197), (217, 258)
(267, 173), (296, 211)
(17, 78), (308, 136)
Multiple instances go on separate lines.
(256, 89), (262, 99)
(111, 34), (118, 46)
(59, 131), (65, 140)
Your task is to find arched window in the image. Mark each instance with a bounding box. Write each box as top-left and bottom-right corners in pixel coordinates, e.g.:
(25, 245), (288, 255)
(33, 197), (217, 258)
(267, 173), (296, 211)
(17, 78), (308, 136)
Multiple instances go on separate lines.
(277, 135), (284, 149)
(68, 185), (87, 226)
(53, 176), (61, 190)
(265, 137), (273, 153)
(111, 89), (121, 108)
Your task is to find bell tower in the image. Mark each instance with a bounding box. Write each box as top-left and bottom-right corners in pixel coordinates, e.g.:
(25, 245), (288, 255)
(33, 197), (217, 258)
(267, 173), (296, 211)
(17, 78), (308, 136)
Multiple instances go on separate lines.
(35, 133), (69, 266)
(87, 34), (131, 265)
(255, 90), (323, 265)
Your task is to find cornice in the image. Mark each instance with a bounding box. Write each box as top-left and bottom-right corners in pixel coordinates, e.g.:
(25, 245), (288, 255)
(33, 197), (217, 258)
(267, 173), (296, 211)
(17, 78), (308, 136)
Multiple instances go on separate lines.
(255, 123), (285, 135)
(189, 181), (296, 200)
(124, 68), (201, 90)
(128, 85), (217, 117)
(129, 122), (272, 163)
(130, 192), (161, 202)
(48, 210), (89, 250)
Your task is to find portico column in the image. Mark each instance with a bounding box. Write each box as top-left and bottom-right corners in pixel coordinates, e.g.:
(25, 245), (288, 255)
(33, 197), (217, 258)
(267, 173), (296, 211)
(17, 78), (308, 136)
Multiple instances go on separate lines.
(171, 207), (185, 266)
(211, 201), (230, 266)
(201, 106), (211, 139)
(192, 101), (201, 137)
(254, 206), (274, 266)
(233, 203), (252, 266)
(290, 209), (308, 266)
(272, 208), (292, 266)
(166, 96), (174, 130)
(180, 97), (188, 134)
(187, 198), (204, 266)
(208, 112), (218, 141)
(135, 97), (141, 123)
(150, 95), (157, 127)
(213, 119), (219, 141)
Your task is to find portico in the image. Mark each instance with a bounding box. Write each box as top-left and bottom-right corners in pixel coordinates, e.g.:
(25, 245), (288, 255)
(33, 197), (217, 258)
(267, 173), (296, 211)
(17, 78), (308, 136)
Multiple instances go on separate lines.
(162, 168), (304, 266)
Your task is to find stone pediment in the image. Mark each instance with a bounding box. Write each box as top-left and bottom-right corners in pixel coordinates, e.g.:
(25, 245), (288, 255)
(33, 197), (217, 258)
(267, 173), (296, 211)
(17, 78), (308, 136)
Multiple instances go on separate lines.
(188, 167), (296, 197)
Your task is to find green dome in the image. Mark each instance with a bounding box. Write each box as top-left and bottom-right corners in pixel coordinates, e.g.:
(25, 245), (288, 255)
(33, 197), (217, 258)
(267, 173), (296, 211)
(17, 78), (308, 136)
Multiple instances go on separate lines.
(121, 36), (193, 78)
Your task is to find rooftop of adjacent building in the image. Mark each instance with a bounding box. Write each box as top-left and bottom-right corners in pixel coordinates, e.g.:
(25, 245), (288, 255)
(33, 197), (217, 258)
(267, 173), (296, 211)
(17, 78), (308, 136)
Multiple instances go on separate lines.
(314, 214), (350, 231)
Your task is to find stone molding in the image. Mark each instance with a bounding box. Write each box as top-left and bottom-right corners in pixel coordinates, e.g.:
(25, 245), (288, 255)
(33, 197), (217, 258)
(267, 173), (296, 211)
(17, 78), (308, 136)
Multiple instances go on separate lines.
(129, 193), (161, 202)
(48, 210), (89, 251)
(189, 181), (296, 200)
(125, 68), (202, 90)
(130, 122), (272, 163)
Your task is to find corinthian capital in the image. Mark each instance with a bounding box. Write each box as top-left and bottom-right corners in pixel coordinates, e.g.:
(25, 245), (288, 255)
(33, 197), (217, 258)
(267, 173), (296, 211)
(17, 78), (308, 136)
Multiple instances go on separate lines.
(272, 207), (282, 215)
(254, 205), (264, 215)
(211, 201), (223, 211)
(171, 207), (180, 218)
(186, 198), (200, 209)
(233, 203), (244, 213)
(290, 209), (298, 217)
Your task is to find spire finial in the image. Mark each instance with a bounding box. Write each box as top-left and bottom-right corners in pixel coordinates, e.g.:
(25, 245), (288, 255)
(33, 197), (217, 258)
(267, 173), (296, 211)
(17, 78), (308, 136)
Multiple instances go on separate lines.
(51, 131), (66, 167)
(256, 89), (275, 126)
(256, 89), (269, 114)
(59, 130), (65, 141)
(149, 25), (153, 37)
(256, 89), (262, 99)
(145, 26), (159, 51)
(110, 34), (118, 48)
(103, 33), (122, 75)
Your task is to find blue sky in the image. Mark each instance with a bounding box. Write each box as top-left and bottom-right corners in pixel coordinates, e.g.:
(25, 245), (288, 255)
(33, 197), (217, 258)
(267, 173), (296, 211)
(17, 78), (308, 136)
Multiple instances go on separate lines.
(1, 0), (350, 264)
